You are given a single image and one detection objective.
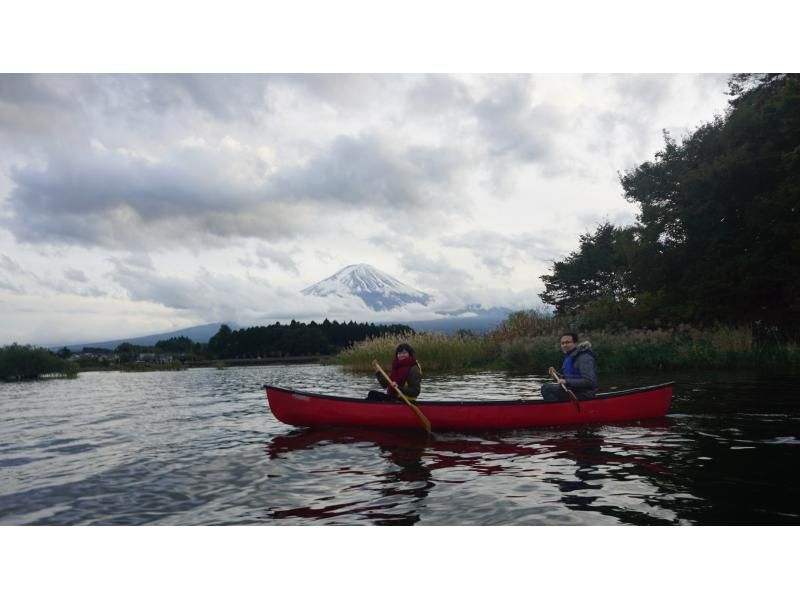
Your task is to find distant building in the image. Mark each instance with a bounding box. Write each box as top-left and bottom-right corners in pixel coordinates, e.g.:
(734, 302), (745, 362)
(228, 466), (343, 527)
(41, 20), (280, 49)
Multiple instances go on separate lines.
(76, 352), (119, 363)
(136, 353), (173, 364)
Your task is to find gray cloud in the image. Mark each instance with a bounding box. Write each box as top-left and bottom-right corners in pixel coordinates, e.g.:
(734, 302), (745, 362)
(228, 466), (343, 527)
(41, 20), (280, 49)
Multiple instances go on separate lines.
(399, 252), (473, 297)
(246, 244), (300, 274)
(612, 74), (674, 112)
(585, 74), (731, 171)
(152, 74), (271, 122)
(586, 76), (674, 165)
(0, 75), (85, 141)
(0, 74), (273, 123)
(0, 254), (25, 274)
(268, 133), (467, 211)
(0, 254), (28, 292)
(63, 268), (89, 283)
(272, 74), (394, 110)
(3, 114), (469, 250)
(406, 75), (473, 115)
(109, 258), (211, 312)
(2, 142), (312, 248)
(442, 230), (563, 274)
(0, 276), (24, 294)
(113, 252), (156, 271)
(0, 253), (105, 298)
(397, 247), (545, 312)
(0, 74), (590, 252)
(473, 75), (562, 164)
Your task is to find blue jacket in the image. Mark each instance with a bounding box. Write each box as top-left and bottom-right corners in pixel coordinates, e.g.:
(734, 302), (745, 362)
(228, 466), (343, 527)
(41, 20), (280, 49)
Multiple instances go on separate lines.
(562, 341), (598, 397)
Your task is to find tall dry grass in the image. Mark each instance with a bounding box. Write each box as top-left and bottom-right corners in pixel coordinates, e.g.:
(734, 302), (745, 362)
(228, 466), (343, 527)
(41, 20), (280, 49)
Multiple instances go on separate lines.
(332, 310), (800, 373)
(336, 332), (497, 372)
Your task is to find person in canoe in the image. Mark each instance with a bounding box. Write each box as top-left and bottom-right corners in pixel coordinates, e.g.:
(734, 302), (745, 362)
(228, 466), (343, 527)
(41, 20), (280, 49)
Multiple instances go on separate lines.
(368, 343), (422, 401)
(541, 332), (598, 402)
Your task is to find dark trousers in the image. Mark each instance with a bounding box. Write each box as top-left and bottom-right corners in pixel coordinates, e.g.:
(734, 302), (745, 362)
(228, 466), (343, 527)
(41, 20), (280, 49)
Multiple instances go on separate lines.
(540, 383), (593, 402)
(367, 390), (394, 401)
(540, 383), (570, 402)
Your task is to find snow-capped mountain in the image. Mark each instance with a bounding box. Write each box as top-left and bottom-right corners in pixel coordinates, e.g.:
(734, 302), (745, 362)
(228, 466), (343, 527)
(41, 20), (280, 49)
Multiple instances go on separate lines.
(301, 264), (433, 311)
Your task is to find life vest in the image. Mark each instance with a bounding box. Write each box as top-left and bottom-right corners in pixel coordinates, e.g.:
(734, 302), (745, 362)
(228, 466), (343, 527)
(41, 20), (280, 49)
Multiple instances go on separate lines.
(562, 353), (579, 378)
(562, 349), (595, 381)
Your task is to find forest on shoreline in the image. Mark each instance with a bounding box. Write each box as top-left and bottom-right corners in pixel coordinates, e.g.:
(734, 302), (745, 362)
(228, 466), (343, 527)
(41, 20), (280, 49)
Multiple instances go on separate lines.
(2, 320), (414, 380)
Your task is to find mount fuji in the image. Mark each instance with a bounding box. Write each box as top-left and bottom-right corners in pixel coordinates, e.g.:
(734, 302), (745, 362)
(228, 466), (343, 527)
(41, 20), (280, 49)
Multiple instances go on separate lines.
(301, 264), (433, 311)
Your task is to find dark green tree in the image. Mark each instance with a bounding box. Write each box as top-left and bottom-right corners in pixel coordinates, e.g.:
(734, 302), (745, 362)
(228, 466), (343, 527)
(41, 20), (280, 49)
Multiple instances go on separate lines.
(205, 320), (414, 359)
(207, 324), (234, 358)
(620, 73), (800, 331)
(1, 344), (78, 380)
(155, 336), (194, 353)
(539, 222), (637, 324)
(540, 73), (800, 337)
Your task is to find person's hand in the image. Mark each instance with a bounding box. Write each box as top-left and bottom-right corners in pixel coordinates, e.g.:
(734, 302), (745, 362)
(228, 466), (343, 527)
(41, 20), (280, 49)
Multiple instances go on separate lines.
(371, 359), (379, 372)
(391, 381), (399, 390)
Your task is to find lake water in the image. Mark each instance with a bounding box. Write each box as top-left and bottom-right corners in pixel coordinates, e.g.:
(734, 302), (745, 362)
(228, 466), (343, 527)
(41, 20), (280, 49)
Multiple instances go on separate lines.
(1, 364), (798, 525)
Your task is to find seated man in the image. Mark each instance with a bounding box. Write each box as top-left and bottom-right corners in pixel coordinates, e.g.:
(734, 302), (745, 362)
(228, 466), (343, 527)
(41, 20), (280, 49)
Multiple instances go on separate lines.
(541, 332), (597, 402)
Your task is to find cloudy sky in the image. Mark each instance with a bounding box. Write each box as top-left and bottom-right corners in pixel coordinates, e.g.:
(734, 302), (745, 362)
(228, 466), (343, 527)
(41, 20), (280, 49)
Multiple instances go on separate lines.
(0, 73), (736, 345)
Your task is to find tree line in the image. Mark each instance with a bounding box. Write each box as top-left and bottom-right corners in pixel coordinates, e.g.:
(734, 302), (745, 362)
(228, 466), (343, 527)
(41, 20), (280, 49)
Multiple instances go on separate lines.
(1, 344), (79, 381)
(539, 74), (800, 342)
(3, 319), (417, 380)
(207, 320), (414, 358)
(58, 320), (416, 362)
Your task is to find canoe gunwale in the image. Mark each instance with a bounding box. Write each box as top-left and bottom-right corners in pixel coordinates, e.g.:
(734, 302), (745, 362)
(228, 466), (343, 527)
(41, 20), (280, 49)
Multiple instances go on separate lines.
(263, 381), (675, 407)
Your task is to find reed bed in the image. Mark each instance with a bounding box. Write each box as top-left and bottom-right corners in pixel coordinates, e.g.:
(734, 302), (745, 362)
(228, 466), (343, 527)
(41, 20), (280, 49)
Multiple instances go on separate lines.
(333, 313), (800, 373)
(495, 326), (800, 373)
(336, 332), (497, 372)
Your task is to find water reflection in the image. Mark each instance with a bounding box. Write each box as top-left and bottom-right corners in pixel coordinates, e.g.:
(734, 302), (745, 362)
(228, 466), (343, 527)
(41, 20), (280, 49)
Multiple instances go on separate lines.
(1, 366), (799, 524)
(267, 428), (434, 524)
(538, 426), (685, 524)
(263, 421), (686, 525)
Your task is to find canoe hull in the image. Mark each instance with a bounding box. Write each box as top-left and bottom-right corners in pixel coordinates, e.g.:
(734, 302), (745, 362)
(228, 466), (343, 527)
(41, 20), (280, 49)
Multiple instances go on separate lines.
(264, 383), (674, 431)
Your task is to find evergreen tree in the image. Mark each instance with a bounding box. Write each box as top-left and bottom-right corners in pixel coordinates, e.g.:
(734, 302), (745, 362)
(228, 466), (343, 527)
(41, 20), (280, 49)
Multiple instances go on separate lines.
(540, 74), (800, 336)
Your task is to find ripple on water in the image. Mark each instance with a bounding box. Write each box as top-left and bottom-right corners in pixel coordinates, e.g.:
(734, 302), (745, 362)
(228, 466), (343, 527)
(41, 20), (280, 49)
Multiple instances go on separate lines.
(1, 366), (799, 524)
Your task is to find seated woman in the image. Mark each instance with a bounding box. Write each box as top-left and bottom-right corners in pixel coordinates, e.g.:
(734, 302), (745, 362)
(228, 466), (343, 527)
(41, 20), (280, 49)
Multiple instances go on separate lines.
(367, 343), (421, 401)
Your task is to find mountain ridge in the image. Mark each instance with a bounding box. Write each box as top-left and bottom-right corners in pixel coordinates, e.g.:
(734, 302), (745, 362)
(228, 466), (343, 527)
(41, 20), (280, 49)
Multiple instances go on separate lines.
(50, 322), (238, 352)
(51, 315), (512, 351)
(301, 263), (433, 311)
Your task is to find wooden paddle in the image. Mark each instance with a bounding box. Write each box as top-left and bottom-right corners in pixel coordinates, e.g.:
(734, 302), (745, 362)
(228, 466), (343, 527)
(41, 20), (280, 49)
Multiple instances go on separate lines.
(373, 361), (432, 435)
(548, 366), (581, 412)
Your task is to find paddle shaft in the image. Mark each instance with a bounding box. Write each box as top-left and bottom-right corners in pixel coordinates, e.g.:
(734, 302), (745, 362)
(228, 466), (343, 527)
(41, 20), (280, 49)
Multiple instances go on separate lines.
(549, 366), (581, 412)
(374, 362), (432, 434)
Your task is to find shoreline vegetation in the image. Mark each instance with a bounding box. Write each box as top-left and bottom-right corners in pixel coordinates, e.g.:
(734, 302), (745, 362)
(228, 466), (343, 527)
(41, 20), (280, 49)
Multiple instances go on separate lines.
(2, 311), (798, 382)
(334, 310), (800, 373)
(1, 344), (79, 381)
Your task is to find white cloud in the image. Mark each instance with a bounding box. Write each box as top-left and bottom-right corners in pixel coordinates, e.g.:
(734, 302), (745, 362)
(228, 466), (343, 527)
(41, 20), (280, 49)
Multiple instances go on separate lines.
(0, 73), (732, 344)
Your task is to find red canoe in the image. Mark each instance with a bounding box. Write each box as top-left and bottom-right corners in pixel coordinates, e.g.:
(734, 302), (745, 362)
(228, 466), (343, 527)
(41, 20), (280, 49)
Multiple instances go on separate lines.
(264, 382), (674, 431)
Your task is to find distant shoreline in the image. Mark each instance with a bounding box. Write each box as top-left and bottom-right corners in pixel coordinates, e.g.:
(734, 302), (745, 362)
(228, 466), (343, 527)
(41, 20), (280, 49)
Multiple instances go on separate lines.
(76, 355), (323, 373)
(192, 356), (322, 367)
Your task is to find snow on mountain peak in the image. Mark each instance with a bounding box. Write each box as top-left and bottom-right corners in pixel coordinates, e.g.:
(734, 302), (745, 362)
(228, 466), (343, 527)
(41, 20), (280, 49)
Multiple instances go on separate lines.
(301, 264), (433, 311)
